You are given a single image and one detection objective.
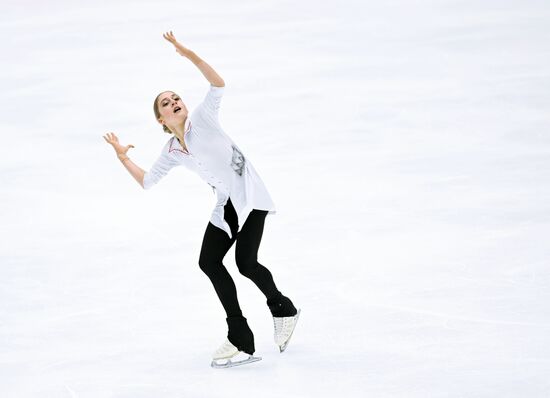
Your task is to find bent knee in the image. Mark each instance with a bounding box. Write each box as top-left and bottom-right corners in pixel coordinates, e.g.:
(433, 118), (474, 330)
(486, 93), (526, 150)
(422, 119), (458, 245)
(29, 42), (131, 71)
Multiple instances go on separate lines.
(237, 262), (258, 278)
(198, 257), (216, 274)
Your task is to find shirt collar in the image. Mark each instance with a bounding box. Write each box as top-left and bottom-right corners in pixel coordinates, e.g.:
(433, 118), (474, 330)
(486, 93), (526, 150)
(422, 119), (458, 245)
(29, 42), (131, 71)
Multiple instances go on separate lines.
(184, 117), (191, 133)
(172, 118), (191, 152)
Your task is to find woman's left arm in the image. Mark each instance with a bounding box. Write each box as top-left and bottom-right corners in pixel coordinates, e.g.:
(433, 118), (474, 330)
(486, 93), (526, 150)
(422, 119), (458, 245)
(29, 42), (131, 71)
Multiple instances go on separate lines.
(163, 31), (225, 87)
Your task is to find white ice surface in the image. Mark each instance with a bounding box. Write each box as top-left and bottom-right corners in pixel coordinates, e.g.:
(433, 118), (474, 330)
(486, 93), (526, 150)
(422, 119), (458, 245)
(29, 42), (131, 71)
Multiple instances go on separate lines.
(1, 0), (550, 397)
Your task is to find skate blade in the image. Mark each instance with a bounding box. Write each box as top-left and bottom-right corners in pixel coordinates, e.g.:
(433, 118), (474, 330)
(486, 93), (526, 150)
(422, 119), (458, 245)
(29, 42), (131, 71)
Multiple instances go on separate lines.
(211, 354), (262, 369)
(279, 308), (301, 353)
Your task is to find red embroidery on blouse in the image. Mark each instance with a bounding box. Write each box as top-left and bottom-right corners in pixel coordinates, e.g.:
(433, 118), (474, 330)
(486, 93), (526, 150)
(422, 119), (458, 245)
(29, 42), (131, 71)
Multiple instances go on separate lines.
(168, 121), (192, 154)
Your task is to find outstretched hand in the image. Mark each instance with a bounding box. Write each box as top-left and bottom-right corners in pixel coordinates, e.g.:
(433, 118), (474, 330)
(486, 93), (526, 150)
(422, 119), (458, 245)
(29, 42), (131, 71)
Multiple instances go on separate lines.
(103, 132), (134, 155)
(163, 31), (190, 57)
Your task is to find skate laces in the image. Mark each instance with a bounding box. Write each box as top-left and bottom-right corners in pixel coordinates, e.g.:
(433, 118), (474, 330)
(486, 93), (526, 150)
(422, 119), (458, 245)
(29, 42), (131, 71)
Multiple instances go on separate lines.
(215, 339), (237, 356)
(273, 315), (295, 340)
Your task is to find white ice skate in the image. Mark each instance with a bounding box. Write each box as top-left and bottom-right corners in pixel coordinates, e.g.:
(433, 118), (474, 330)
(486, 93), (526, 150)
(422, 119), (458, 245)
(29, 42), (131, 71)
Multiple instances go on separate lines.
(210, 339), (262, 369)
(273, 308), (301, 352)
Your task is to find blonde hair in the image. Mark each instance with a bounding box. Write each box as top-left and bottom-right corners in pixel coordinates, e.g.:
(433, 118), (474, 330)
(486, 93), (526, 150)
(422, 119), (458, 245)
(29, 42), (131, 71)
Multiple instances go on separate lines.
(153, 91), (174, 134)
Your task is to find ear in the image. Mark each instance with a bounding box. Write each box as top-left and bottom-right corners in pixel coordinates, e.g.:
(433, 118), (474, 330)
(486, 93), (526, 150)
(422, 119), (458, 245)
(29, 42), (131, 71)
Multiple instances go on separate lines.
(157, 118), (164, 125)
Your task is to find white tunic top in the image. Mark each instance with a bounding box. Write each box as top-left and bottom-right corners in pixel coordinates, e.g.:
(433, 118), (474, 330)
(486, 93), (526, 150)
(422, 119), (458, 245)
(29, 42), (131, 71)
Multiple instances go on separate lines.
(143, 84), (276, 239)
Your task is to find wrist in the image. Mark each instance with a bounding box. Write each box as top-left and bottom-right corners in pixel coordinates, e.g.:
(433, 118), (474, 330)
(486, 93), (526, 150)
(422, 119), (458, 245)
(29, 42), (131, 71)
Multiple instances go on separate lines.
(177, 46), (192, 57)
(117, 153), (130, 162)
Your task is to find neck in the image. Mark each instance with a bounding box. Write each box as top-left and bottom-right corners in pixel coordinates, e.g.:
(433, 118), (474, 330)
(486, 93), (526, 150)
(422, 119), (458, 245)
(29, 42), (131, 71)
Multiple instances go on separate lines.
(171, 117), (188, 143)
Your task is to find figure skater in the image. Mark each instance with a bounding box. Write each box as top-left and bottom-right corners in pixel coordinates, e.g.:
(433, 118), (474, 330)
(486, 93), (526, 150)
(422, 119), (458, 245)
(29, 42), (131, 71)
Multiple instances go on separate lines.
(102, 31), (300, 368)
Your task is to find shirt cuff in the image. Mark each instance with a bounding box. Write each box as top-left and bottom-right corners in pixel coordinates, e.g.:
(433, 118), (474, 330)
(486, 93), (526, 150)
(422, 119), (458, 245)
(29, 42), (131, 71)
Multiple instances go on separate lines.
(209, 84), (225, 97)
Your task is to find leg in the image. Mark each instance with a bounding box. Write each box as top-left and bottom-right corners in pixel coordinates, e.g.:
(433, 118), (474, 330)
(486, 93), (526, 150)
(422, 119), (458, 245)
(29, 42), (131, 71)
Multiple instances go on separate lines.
(198, 221), (241, 317)
(198, 199), (255, 354)
(235, 209), (297, 317)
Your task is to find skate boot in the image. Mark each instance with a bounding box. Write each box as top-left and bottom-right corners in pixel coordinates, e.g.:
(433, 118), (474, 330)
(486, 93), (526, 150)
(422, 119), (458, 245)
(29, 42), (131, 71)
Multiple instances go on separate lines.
(211, 316), (262, 368)
(267, 294), (300, 352)
(273, 309), (301, 352)
(211, 339), (262, 368)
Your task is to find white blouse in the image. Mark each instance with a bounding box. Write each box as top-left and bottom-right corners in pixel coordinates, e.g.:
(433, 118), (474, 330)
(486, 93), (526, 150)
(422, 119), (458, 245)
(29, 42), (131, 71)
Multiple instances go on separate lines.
(143, 84), (276, 239)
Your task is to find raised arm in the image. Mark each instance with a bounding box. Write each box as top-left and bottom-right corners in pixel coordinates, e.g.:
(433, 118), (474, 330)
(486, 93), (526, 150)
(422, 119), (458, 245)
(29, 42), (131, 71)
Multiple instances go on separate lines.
(163, 31), (225, 87)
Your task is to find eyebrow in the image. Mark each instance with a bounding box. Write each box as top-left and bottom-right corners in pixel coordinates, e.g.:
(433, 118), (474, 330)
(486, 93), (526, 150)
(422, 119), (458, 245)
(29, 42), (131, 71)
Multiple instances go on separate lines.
(161, 94), (179, 103)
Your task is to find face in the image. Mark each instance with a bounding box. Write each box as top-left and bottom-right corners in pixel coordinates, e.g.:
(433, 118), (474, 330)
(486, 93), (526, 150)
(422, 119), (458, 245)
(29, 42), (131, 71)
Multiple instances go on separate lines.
(156, 91), (188, 129)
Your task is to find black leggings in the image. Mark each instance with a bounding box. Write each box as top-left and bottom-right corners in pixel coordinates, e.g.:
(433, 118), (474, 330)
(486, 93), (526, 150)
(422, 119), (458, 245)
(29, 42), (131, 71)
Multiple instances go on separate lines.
(198, 197), (296, 353)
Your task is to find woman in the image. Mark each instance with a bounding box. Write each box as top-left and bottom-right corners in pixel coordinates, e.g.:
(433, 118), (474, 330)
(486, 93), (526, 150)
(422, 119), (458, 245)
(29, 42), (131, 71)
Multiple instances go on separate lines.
(102, 31), (300, 368)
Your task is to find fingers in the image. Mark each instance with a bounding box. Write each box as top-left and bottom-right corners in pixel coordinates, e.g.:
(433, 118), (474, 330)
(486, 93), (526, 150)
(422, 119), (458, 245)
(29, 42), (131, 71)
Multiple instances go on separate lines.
(162, 30), (176, 43)
(102, 132), (118, 144)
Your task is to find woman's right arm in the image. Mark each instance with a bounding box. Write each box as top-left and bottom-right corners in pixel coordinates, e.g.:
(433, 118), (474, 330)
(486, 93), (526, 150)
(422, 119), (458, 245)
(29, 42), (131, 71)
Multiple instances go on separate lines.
(103, 132), (146, 189)
(117, 153), (146, 189)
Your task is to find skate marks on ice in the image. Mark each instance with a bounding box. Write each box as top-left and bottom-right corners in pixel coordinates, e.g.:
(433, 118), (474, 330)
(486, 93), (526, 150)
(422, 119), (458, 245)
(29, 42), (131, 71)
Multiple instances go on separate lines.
(367, 303), (547, 327)
(211, 352), (262, 369)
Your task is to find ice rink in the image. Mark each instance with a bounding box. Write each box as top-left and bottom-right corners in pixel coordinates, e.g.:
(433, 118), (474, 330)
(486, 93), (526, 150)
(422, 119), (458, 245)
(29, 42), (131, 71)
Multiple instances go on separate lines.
(1, 0), (549, 397)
